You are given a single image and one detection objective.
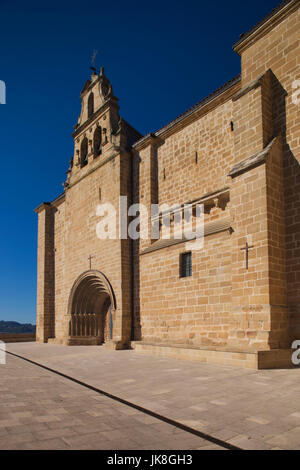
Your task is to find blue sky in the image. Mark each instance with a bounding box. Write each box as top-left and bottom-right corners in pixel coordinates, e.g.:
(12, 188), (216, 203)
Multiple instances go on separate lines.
(0, 0), (279, 324)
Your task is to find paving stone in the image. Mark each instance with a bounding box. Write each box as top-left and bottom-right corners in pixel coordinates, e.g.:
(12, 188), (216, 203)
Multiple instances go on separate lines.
(0, 351), (223, 450)
(3, 343), (300, 450)
(20, 438), (71, 450)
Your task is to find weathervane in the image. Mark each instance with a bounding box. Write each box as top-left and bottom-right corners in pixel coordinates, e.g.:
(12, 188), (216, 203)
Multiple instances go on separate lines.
(90, 49), (99, 73)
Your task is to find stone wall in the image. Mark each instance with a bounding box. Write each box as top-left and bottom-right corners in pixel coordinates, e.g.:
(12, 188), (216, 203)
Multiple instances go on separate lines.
(135, 1), (299, 351)
(139, 230), (232, 347)
(50, 150), (132, 346)
(235, 1), (300, 339)
(0, 333), (36, 343)
(136, 83), (238, 348)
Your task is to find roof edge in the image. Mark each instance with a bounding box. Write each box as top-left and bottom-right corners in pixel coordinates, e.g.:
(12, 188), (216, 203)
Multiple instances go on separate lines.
(51, 192), (65, 207)
(34, 192), (65, 213)
(34, 202), (51, 214)
(233, 0), (298, 54)
(133, 74), (241, 150)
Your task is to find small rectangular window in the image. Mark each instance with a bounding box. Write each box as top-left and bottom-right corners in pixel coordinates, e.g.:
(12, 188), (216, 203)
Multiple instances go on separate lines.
(180, 252), (192, 278)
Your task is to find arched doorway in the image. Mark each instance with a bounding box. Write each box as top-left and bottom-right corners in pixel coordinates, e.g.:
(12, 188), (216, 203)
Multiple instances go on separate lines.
(67, 270), (116, 345)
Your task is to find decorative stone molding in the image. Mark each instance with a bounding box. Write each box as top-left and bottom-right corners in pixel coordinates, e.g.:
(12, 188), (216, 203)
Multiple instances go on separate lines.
(228, 136), (278, 178)
(151, 187), (230, 225)
(233, 0), (299, 55)
(141, 216), (233, 255)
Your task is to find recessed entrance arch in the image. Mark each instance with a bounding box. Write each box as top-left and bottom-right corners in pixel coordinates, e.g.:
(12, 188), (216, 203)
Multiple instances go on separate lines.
(67, 270), (116, 345)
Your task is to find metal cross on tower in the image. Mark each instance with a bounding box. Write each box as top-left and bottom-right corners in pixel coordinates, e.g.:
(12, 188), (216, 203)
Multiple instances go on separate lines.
(90, 49), (98, 73)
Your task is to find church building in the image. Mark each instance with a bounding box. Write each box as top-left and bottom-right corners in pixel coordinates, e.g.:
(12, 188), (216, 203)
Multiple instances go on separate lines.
(35, 0), (300, 368)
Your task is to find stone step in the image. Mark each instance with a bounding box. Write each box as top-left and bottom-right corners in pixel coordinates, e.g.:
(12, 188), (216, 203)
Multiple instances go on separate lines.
(131, 341), (294, 370)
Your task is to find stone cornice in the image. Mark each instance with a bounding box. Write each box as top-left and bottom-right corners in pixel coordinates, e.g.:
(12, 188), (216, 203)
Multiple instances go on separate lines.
(228, 136), (278, 178)
(157, 83), (240, 140)
(233, 0), (299, 55)
(51, 192), (66, 208)
(232, 72), (267, 102)
(66, 151), (120, 191)
(72, 97), (119, 139)
(34, 202), (52, 214)
(133, 76), (241, 150)
(151, 187), (230, 221)
(133, 134), (162, 151)
(140, 217), (232, 255)
(34, 193), (65, 213)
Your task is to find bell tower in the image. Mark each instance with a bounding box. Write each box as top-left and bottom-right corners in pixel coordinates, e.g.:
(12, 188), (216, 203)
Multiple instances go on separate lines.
(61, 67), (141, 349)
(65, 67), (126, 187)
(35, 65), (142, 348)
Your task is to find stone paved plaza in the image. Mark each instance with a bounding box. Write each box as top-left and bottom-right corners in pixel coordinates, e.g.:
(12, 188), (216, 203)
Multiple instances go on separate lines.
(1, 343), (300, 450)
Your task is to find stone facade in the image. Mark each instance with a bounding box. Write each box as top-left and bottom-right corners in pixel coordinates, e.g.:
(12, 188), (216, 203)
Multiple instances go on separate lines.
(35, 0), (300, 367)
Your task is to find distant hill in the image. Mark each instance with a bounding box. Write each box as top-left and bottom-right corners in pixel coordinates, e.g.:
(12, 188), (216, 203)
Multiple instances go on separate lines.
(0, 321), (36, 334)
